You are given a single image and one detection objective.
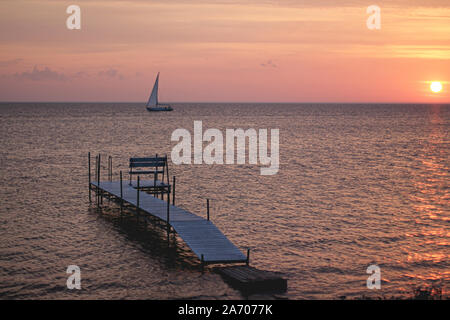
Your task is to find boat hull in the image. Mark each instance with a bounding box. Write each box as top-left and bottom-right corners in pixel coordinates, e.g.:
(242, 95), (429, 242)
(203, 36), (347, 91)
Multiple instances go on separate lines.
(146, 106), (173, 112)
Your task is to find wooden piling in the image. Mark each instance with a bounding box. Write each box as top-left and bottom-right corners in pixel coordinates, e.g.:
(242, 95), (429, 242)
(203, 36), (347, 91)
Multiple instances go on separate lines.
(107, 156), (110, 181)
(165, 154), (169, 185)
(95, 155), (98, 181)
(88, 152), (91, 203)
(95, 155), (97, 206)
(166, 188), (171, 240)
(136, 175), (140, 221)
(108, 156), (112, 182)
(246, 249), (250, 266)
(166, 185), (170, 224)
(120, 170), (123, 216)
(98, 154), (102, 205)
(154, 153), (158, 189)
(137, 176), (140, 209)
(97, 154), (101, 207)
(98, 154), (101, 183)
(207, 199), (210, 221)
(172, 176), (176, 205)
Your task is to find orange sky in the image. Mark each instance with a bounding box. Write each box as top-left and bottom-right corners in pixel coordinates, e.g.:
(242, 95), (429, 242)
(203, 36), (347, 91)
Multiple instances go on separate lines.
(0, 0), (449, 102)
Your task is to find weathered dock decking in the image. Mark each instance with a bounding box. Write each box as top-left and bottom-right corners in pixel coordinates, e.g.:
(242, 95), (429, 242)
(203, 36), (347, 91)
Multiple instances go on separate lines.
(88, 153), (287, 293)
(90, 180), (247, 264)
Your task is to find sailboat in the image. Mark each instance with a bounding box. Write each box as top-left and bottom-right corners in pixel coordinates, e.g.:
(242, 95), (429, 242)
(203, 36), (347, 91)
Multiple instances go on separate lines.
(146, 72), (173, 112)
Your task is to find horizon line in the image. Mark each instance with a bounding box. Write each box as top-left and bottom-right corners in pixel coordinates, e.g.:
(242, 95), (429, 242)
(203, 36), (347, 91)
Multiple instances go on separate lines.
(1, 101), (449, 105)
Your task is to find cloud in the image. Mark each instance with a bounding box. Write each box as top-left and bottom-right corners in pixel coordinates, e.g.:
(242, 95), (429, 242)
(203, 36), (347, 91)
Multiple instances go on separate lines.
(1, 66), (132, 82)
(0, 58), (23, 67)
(260, 60), (277, 68)
(98, 68), (125, 80)
(73, 71), (88, 78)
(11, 66), (67, 81)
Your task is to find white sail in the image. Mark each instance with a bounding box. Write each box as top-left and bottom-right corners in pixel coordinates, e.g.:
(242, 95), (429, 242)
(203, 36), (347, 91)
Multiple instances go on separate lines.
(146, 72), (159, 107)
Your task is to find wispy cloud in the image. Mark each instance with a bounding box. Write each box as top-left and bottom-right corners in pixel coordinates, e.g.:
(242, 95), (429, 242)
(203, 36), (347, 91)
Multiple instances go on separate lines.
(0, 58), (23, 67)
(11, 66), (67, 81)
(1, 66), (133, 82)
(98, 68), (125, 80)
(260, 60), (277, 68)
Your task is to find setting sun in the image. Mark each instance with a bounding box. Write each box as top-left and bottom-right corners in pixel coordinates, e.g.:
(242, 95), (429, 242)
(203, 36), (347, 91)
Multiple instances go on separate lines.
(430, 81), (443, 93)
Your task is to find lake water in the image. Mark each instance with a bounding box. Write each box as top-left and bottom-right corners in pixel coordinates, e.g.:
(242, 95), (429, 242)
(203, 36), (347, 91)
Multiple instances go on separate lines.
(0, 103), (448, 299)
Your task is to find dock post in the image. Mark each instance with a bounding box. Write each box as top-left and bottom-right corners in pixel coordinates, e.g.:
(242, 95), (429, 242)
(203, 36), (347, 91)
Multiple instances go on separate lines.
(207, 199), (210, 221)
(154, 153), (158, 192)
(246, 248), (250, 266)
(136, 176), (140, 221)
(137, 176), (140, 208)
(97, 154), (100, 181)
(107, 156), (110, 181)
(166, 186), (170, 224)
(166, 185), (171, 241)
(95, 155), (98, 207)
(108, 156), (112, 182)
(95, 155), (98, 181)
(120, 171), (123, 216)
(107, 156), (111, 202)
(88, 152), (91, 203)
(98, 154), (103, 205)
(166, 192), (170, 242)
(97, 154), (101, 208)
(172, 176), (176, 205)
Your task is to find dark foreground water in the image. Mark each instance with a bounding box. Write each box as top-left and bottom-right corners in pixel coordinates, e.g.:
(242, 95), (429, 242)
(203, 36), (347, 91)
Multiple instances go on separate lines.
(0, 103), (448, 299)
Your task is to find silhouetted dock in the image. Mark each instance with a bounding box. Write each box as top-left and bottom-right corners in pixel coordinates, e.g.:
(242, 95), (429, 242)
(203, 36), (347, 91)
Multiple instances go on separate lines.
(90, 179), (247, 264)
(87, 152), (286, 292)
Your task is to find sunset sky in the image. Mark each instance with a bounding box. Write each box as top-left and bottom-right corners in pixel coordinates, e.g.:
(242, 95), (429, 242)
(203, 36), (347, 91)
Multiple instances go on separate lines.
(0, 0), (449, 102)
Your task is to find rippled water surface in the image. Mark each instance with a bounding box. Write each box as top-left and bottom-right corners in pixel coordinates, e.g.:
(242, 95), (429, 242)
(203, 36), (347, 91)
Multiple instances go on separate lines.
(0, 103), (448, 299)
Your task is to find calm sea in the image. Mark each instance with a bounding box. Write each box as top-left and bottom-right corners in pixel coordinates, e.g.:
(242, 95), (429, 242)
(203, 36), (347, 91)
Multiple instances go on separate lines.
(0, 103), (448, 299)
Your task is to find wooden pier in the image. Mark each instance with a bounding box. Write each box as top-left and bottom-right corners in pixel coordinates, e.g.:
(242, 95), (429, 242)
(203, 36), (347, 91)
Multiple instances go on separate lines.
(89, 153), (248, 265)
(88, 152), (287, 292)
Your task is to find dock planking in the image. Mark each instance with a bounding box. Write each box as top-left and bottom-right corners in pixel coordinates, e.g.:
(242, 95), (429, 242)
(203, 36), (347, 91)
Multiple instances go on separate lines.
(88, 152), (287, 294)
(90, 180), (247, 264)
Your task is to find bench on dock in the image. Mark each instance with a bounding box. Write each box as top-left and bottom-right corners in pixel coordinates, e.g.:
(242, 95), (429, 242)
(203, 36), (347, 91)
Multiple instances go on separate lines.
(129, 156), (170, 195)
